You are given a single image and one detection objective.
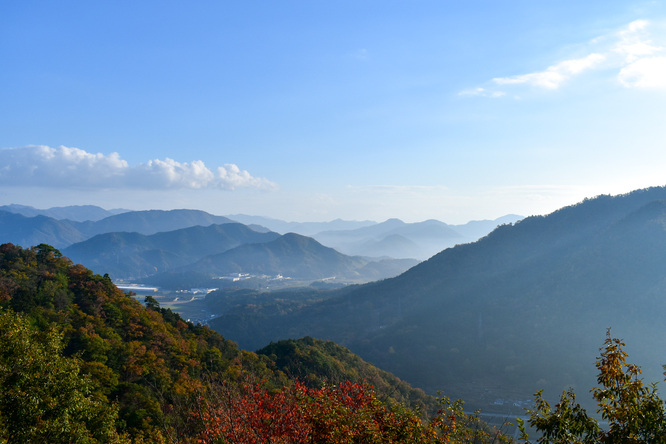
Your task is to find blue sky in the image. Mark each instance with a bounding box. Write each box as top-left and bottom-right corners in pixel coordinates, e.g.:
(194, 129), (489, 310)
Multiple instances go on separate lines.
(2, 1), (666, 223)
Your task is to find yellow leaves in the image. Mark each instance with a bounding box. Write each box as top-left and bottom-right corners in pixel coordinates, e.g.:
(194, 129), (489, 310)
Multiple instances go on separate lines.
(521, 330), (666, 443)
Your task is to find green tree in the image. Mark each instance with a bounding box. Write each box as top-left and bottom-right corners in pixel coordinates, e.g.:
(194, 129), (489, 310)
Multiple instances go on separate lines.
(0, 308), (127, 443)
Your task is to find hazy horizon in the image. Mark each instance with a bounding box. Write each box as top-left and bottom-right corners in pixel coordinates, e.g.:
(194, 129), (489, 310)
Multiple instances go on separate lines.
(2, 2), (666, 225)
(2, 201), (526, 226)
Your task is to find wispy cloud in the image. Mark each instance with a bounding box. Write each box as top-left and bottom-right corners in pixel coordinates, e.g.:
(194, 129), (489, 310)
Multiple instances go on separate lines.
(493, 53), (606, 89)
(461, 19), (666, 97)
(0, 145), (277, 191)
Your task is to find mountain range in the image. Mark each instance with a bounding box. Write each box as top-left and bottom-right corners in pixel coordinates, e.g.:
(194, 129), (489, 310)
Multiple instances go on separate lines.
(0, 203), (128, 221)
(206, 187), (666, 412)
(62, 223), (281, 279)
(0, 208), (236, 248)
(313, 218), (460, 259)
(6, 188), (666, 417)
(0, 205), (521, 261)
(64, 226), (419, 285)
(0, 205), (518, 286)
(181, 232), (419, 281)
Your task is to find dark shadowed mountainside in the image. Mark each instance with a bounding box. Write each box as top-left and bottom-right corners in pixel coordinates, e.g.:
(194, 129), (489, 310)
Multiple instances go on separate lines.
(208, 187), (666, 412)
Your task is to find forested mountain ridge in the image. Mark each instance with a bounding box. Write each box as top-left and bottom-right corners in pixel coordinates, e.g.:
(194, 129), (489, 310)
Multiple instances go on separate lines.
(0, 208), (237, 249)
(182, 232), (413, 281)
(62, 226), (418, 285)
(0, 243), (505, 443)
(1, 204), (522, 262)
(208, 186), (666, 411)
(79, 209), (235, 237)
(0, 210), (87, 248)
(1, 209), (420, 285)
(62, 223), (282, 279)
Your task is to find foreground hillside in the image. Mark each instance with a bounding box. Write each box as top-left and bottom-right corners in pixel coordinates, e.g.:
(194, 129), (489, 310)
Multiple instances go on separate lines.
(208, 186), (666, 411)
(0, 243), (510, 443)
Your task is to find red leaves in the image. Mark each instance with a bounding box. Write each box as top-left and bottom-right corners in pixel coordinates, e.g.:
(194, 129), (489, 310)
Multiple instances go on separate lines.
(194, 381), (310, 443)
(193, 380), (431, 444)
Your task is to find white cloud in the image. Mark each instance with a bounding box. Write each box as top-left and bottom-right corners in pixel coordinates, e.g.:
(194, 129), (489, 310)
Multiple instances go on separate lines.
(493, 53), (606, 89)
(612, 19), (666, 89)
(0, 145), (277, 191)
(618, 56), (666, 88)
(464, 19), (666, 96)
(613, 19), (660, 62)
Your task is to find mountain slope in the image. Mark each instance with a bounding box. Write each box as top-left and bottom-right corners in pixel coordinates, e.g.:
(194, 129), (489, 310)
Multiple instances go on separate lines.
(1, 208), (240, 250)
(0, 210), (86, 248)
(79, 209), (235, 237)
(257, 337), (433, 410)
(450, 214), (523, 239)
(0, 243), (441, 441)
(209, 187), (666, 411)
(63, 223), (281, 279)
(185, 232), (406, 281)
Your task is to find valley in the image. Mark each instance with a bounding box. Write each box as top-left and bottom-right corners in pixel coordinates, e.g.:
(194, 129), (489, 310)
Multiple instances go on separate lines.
(4, 188), (666, 421)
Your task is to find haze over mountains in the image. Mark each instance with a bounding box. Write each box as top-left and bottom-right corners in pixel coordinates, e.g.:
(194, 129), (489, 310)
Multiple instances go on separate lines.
(0, 205), (519, 259)
(205, 187), (666, 412)
(0, 204), (128, 222)
(62, 223), (282, 280)
(6, 187), (666, 416)
(311, 215), (522, 260)
(0, 205), (518, 287)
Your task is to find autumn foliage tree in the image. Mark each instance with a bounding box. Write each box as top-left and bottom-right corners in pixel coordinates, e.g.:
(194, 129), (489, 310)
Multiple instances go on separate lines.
(192, 379), (513, 443)
(0, 243), (512, 443)
(519, 330), (666, 443)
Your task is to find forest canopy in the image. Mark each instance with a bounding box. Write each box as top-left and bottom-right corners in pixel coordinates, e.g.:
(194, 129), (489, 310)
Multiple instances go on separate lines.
(0, 243), (511, 443)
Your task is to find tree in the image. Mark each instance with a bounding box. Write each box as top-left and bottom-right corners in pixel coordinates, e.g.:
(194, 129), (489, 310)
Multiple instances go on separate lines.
(193, 379), (513, 443)
(0, 308), (127, 443)
(519, 330), (666, 443)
